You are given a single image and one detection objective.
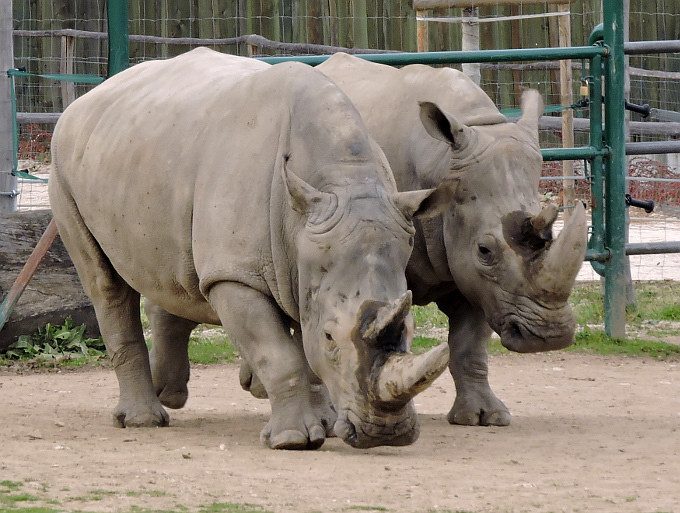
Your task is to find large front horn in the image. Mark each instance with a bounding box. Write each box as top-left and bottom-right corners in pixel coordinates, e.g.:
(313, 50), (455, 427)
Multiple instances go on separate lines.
(371, 343), (450, 407)
(537, 201), (588, 299)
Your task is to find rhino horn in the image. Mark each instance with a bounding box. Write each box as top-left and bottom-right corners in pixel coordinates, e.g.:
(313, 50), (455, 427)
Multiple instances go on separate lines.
(530, 203), (559, 232)
(517, 89), (545, 138)
(372, 342), (450, 406)
(355, 291), (412, 342)
(418, 101), (474, 151)
(536, 201), (588, 299)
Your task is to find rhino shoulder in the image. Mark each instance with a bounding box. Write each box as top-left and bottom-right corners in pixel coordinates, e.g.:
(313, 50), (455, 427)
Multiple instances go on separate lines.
(321, 52), (399, 86)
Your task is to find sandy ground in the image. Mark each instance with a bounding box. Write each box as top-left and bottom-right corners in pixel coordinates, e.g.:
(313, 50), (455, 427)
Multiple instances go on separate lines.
(1, 353), (679, 513)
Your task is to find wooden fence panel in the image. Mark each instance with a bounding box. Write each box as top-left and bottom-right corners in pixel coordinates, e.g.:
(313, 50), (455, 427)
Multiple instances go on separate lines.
(9, 0), (680, 113)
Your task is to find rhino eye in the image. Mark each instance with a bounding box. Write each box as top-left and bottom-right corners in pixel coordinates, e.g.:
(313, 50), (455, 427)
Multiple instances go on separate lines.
(477, 235), (499, 266)
(324, 332), (340, 362)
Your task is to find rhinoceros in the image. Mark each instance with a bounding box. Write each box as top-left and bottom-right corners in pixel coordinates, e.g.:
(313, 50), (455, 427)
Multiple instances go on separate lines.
(48, 48), (454, 450)
(315, 52), (587, 427)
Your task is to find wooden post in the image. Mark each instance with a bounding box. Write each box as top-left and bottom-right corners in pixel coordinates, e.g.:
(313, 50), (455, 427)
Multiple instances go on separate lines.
(558, 2), (575, 217)
(416, 10), (428, 52)
(461, 6), (480, 85)
(0, 0), (17, 214)
(59, 35), (76, 109)
(352, 0), (369, 49)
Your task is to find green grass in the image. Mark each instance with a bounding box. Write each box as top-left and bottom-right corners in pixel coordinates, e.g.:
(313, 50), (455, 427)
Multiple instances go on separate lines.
(411, 281), (680, 359)
(570, 281), (680, 327)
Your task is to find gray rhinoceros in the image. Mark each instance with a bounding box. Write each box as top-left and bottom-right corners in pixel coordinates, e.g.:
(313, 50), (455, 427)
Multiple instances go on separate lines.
(316, 52), (587, 427)
(48, 48), (453, 450)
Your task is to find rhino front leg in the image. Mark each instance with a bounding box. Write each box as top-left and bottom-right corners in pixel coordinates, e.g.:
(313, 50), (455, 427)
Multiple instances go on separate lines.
(145, 301), (198, 409)
(239, 356), (337, 437)
(208, 282), (326, 449)
(438, 296), (511, 427)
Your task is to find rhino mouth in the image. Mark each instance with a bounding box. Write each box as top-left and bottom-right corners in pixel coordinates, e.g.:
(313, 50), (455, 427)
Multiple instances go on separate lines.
(333, 404), (419, 449)
(500, 315), (575, 353)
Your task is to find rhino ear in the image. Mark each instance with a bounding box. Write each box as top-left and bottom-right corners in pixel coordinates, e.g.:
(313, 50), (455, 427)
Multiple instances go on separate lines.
(281, 157), (334, 215)
(394, 180), (458, 219)
(517, 89), (544, 135)
(418, 101), (472, 151)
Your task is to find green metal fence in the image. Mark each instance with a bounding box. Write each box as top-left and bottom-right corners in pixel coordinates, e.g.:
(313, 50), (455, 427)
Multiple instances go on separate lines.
(8, 0), (632, 337)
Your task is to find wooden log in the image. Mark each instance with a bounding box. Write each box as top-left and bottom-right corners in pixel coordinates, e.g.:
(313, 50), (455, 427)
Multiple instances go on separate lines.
(0, 209), (99, 351)
(0, 219), (58, 331)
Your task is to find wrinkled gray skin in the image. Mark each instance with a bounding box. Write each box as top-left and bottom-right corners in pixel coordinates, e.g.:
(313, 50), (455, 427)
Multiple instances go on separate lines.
(49, 48), (453, 450)
(314, 53), (588, 427)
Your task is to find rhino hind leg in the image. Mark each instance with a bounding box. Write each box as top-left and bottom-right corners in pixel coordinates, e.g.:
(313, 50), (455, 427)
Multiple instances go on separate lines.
(50, 181), (168, 428)
(145, 301), (197, 409)
(207, 281), (326, 450)
(438, 297), (511, 427)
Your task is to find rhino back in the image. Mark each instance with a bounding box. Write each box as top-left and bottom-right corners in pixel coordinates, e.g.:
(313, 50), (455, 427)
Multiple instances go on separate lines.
(51, 51), (313, 322)
(318, 53), (505, 188)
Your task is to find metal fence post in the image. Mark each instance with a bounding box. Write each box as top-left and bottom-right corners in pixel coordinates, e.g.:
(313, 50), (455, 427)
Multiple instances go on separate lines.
(603, 0), (627, 338)
(1, 0), (17, 214)
(107, 0), (129, 77)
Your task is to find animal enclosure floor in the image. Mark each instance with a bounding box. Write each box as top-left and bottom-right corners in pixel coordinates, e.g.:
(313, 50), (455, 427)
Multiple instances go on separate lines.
(1, 353), (679, 513)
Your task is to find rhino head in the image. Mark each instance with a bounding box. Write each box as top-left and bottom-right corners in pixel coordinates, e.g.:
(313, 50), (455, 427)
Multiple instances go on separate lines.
(418, 90), (587, 353)
(282, 157), (452, 448)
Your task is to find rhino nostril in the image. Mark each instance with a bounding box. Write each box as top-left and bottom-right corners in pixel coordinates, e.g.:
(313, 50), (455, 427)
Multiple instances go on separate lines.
(508, 321), (522, 339)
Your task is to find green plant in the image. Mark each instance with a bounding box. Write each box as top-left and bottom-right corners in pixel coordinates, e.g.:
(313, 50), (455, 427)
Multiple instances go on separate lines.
(4, 317), (105, 362)
(188, 329), (239, 364)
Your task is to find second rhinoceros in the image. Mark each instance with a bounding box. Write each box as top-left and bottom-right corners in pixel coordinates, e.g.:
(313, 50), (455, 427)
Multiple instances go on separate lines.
(317, 52), (587, 427)
(48, 48), (453, 450)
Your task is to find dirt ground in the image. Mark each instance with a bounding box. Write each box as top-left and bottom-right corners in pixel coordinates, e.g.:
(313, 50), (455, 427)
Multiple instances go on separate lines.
(1, 353), (679, 513)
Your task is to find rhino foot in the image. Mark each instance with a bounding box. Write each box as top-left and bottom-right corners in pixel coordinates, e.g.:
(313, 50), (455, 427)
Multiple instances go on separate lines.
(150, 348), (191, 409)
(260, 401), (327, 450)
(241, 363), (338, 438)
(113, 400), (170, 428)
(447, 393), (511, 427)
(156, 385), (189, 409)
(261, 427), (325, 450)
